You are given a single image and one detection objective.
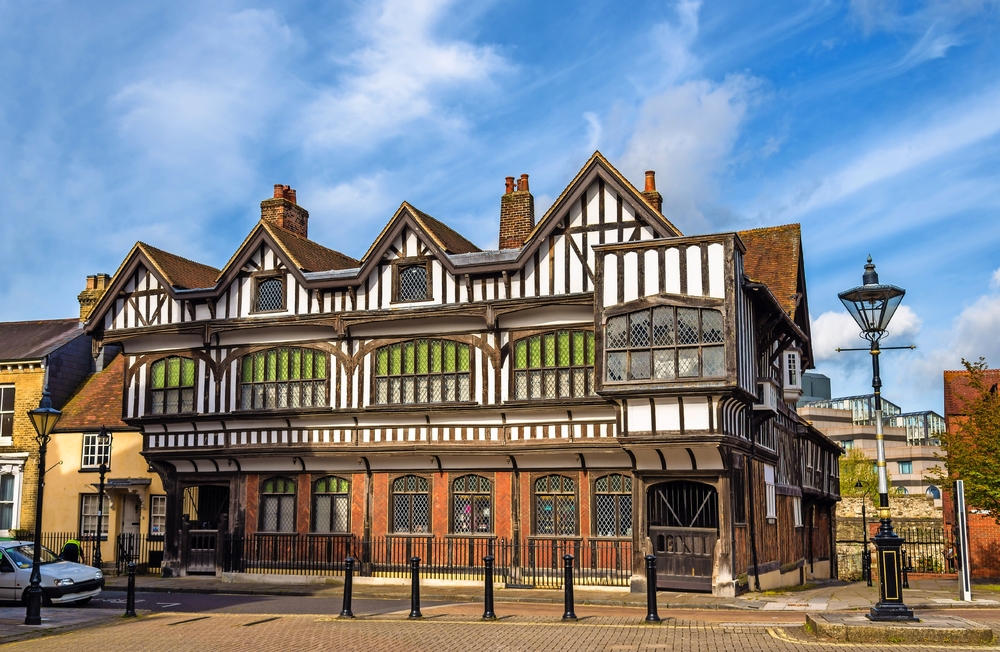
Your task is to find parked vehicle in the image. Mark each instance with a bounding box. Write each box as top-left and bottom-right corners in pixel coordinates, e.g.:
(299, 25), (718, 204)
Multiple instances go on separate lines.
(0, 541), (104, 605)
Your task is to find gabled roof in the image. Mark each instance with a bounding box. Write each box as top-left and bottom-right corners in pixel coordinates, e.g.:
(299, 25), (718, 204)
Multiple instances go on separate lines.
(53, 354), (135, 432)
(943, 368), (1000, 420)
(738, 224), (803, 319)
(262, 221), (360, 272)
(137, 242), (220, 290)
(360, 202), (480, 264)
(0, 319), (83, 362)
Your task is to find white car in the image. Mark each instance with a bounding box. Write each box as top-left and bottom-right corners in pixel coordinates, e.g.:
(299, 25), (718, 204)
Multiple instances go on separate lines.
(0, 541), (104, 605)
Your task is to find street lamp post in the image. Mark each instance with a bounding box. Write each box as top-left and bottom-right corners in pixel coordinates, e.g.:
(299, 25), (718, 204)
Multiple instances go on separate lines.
(839, 256), (915, 622)
(24, 389), (61, 626)
(93, 427), (111, 569)
(854, 479), (872, 587)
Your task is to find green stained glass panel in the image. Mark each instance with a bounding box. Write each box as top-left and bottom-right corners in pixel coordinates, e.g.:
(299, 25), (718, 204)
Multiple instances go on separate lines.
(572, 332), (584, 366)
(390, 344), (401, 375)
(303, 350), (314, 378)
(277, 349), (289, 381)
(543, 334), (555, 367)
(403, 341), (415, 374)
(557, 332), (570, 366)
(264, 350), (275, 381)
(416, 341), (429, 373)
(254, 352), (265, 382)
(514, 340), (527, 369)
(457, 344), (470, 372)
(376, 349), (388, 375)
(315, 354), (326, 378)
(167, 358), (180, 387)
(152, 361), (166, 389)
(431, 341), (441, 372)
(290, 349), (301, 380)
(529, 336), (541, 367)
(181, 359), (195, 386)
(443, 341), (456, 372)
(586, 332), (595, 365)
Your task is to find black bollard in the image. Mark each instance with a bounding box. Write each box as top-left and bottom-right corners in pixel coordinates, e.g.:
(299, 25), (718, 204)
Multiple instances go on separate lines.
(562, 554), (577, 621)
(902, 550), (910, 589)
(644, 555), (660, 623)
(483, 555), (496, 620)
(124, 562), (137, 617)
(340, 556), (355, 618)
(408, 556), (422, 619)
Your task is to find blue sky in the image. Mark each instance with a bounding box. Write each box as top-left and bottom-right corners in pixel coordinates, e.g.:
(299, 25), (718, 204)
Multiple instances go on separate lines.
(2, 0), (999, 413)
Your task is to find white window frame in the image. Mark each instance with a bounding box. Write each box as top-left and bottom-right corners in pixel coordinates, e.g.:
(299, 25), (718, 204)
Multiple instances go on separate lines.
(0, 386), (14, 447)
(792, 496), (803, 527)
(898, 461), (913, 475)
(81, 432), (112, 470)
(149, 495), (167, 536)
(80, 493), (110, 540)
(764, 464), (777, 520)
(0, 457), (26, 535)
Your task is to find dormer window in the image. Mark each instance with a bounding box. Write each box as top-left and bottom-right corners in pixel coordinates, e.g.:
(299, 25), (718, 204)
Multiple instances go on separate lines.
(394, 260), (431, 302)
(255, 276), (284, 312)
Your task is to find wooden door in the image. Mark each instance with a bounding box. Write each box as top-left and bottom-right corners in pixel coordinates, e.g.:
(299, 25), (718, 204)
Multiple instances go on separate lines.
(647, 481), (718, 591)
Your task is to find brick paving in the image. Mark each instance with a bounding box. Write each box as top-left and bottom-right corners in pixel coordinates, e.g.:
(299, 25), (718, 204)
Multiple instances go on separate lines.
(3, 611), (1000, 652)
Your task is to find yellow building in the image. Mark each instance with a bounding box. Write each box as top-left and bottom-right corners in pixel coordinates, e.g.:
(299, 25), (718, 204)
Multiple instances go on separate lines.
(0, 319), (94, 537)
(46, 354), (164, 567)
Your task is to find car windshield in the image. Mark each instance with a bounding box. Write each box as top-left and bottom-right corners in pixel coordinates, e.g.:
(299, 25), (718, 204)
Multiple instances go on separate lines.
(2, 544), (59, 569)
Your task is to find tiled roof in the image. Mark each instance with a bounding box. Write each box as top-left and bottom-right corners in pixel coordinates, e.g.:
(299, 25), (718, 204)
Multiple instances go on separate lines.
(738, 224), (802, 319)
(263, 222), (360, 272)
(410, 206), (481, 255)
(943, 368), (1000, 420)
(53, 354), (135, 431)
(0, 319), (83, 362)
(138, 242), (220, 290)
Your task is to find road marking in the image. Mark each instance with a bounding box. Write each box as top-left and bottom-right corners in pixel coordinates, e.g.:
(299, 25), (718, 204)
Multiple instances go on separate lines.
(156, 602), (182, 608)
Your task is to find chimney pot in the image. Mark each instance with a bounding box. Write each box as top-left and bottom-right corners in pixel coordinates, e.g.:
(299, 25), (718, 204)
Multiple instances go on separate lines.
(287, 188), (296, 205)
(518, 174), (529, 192)
(274, 184), (284, 199)
(644, 171), (656, 192)
(505, 176), (515, 194)
(78, 273), (112, 323)
(262, 185), (309, 238)
(499, 173), (535, 249)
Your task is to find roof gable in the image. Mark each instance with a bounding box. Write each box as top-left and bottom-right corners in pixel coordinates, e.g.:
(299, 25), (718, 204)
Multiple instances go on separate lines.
(738, 224), (804, 320)
(360, 203), (479, 266)
(137, 243), (220, 290)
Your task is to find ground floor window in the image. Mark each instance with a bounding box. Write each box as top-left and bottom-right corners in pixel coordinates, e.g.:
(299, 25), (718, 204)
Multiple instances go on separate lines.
(452, 474), (491, 534)
(534, 474), (576, 536)
(80, 494), (109, 540)
(392, 475), (430, 533)
(149, 495), (166, 536)
(313, 476), (350, 533)
(594, 474), (632, 537)
(260, 477), (296, 532)
(0, 474), (13, 530)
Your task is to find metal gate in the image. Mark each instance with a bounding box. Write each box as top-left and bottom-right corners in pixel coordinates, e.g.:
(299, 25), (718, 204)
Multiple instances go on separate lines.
(647, 481), (718, 591)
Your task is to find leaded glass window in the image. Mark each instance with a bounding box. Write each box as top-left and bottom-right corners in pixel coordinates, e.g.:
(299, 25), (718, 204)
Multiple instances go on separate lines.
(256, 277), (284, 312)
(392, 475), (430, 533)
(452, 475), (492, 534)
(150, 357), (196, 414)
(397, 264), (429, 302)
(594, 474), (632, 537)
(512, 331), (595, 400)
(313, 476), (350, 533)
(534, 474), (576, 536)
(261, 477), (296, 532)
(240, 348), (328, 410)
(605, 307), (724, 382)
(374, 340), (472, 405)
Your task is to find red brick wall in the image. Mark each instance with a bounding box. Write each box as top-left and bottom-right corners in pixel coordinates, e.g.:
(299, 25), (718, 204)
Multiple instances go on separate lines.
(495, 472), (512, 539)
(245, 473), (259, 535)
(968, 513), (1000, 577)
(351, 473), (366, 535)
(499, 190), (534, 249)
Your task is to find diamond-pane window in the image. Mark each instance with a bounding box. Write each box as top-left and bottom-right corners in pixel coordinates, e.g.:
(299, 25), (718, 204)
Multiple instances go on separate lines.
(392, 475), (430, 533)
(594, 474), (632, 537)
(453, 474), (492, 534)
(256, 277), (284, 312)
(533, 474), (576, 535)
(398, 264), (429, 301)
(260, 476), (296, 532)
(605, 307), (725, 382)
(240, 348), (328, 410)
(313, 476), (350, 533)
(512, 331), (594, 400)
(375, 340), (471, 405)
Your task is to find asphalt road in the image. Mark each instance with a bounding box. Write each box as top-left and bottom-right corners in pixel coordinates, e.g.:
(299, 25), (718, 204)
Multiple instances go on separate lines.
(89, 591), (450, 616)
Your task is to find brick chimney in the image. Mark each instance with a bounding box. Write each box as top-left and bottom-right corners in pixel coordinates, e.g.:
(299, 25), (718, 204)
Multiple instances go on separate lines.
(261, 184), (309, 238)
(499, 174), (534, 250)
(641, 170), (663, 213)
(78, 274), (111, 322)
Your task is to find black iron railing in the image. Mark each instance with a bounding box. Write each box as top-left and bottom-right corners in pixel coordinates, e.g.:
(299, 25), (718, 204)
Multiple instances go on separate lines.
(837, 526), (954, 580)
(115, 533), (164, 576)
(221, 533), (633, 587)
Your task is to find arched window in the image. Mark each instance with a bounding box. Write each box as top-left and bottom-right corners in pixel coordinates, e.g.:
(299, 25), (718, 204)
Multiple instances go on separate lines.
(594, 474), (632, 537)
(512, 331), (595, 400)
(605, 306), (724, 382)
(926, 485), (941, 500)
(313, 476), (350, 533)
(240, 348), (328, 410)
(534, 475), (576, 536)
(452, 475), (492, 534)
(150, 357), (196, 414)
(260, 477), (296, 532)
(374, 340), (471, 405)
(392, 475), (430, 533)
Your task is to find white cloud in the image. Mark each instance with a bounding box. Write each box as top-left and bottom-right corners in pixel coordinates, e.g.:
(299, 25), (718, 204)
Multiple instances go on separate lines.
(652, 0), (702, 84)
(306, 174), (395, 256)
(301, 0), (508, 150)
(990, 267), (1000, 288)
(811, 305), (921, 360)
(583, 112), (602, 152)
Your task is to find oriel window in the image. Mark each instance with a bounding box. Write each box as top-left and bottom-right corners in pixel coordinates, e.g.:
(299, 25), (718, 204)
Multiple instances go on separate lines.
(605, 307), (724, 382)
(150, 357), (196, 414)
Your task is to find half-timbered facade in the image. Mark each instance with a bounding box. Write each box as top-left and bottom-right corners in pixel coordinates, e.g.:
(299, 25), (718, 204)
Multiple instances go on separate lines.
(84, 153), (839, 593)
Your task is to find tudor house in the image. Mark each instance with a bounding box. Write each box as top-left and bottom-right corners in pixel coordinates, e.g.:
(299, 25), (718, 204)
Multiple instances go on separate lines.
(83, 153), (840, 593)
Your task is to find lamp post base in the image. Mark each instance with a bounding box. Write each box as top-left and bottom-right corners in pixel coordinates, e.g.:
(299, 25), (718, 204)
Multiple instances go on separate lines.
(868, 523), (917, 622)
(868, 603), (916, 622)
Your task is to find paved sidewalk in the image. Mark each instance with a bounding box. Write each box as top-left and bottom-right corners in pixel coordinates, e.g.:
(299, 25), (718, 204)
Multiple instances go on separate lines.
(102, 574), (998, 611)
(0, 607), (124, 645)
